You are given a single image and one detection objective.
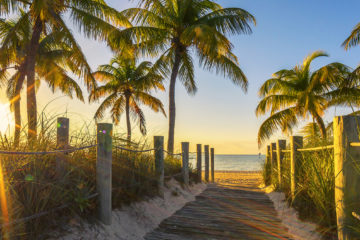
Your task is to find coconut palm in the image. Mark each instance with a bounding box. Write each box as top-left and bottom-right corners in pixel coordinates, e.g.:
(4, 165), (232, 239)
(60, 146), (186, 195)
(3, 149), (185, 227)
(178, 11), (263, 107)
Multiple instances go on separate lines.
(256, 51), (351, 146)
(89, 55), (166, 142)
(0, 13), (85, 146)
(0, 0), (130, 142)
(343, 22), (360, 50)
(122, 0), (256, 152)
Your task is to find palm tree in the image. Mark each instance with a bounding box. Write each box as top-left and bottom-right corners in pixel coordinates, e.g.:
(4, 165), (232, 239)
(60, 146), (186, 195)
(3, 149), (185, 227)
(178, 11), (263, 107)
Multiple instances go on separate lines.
(89, 55), (166, 142)
(343, 22), (360, 50)
(325, 67), (360, 110)
(122, 0), (256, 152)
(256, 51), (350, 146)
(0, 0), (130, 142)
(0, 13), (85, 146)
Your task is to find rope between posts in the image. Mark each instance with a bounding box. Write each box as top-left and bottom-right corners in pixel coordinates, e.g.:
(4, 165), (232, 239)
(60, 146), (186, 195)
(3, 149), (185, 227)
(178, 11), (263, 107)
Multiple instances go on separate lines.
(113, 145), (184, 156)
(0, 144), (97, 155)
(0, 192), (98, 229)
(113, 145), (155, 153)
(163, 150), (182, 156)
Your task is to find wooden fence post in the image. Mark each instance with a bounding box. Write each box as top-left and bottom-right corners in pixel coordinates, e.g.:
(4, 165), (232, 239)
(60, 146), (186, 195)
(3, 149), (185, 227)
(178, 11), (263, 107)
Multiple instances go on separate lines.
(265, 145), (271, 186)
(56, 117), (69, 176)
(270, 143), (277, 184)
(334, 115), (360, 240)
(204, 145), (209, 182)
(196, 144), (202, 183)
(211, 148), (215, 182)
(154, 136), (164, 196)
(290, 136), (303, 201)
(276, 139), (286, 188)
(96, 123), (113, 225)
(181, 142), (189, 185)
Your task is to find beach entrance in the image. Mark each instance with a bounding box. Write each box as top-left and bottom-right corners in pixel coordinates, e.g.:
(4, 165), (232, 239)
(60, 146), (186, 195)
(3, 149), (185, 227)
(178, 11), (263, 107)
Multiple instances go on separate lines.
(145, 171), (294, 239)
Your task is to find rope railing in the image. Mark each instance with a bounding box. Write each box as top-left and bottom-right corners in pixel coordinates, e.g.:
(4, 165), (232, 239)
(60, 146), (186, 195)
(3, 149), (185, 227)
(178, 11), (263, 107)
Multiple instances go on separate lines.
(163, 149), (182, 156)
(350, 142), (360, 147)
(297, 145), (334, 152)
(113, 145), (155, 153)
(281, 150), (291, 153)
(0, 144), (97, 155)
(112, 145), (185, 156)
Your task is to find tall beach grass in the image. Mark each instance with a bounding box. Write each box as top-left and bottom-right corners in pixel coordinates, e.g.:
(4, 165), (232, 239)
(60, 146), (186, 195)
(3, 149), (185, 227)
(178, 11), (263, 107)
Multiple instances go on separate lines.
(0, 112), (193, 239)
(264, 138), (337, 239)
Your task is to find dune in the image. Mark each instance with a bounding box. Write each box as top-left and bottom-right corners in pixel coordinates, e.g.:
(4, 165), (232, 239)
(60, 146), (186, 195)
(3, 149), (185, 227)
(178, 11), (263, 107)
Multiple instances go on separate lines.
(50, 179), (206, 240)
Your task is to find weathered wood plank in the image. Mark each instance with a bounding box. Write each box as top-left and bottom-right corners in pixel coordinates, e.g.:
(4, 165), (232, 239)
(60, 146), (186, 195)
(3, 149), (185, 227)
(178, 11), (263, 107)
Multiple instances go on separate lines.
(145, 174), (294, 240)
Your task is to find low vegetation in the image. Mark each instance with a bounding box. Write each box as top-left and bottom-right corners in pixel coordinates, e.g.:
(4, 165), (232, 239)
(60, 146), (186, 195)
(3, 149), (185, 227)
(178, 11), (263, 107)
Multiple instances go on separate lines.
(0, 115), (195, 239)
(264, 125), (337, 239)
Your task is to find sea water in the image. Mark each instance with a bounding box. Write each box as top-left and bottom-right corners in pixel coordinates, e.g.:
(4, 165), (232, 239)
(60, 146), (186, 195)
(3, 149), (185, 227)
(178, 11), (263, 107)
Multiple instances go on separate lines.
(188, 154), (265, 171)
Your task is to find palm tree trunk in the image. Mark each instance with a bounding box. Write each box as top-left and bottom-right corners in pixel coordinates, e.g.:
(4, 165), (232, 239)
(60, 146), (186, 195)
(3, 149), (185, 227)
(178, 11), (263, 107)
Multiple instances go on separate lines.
(125, 95), (131, 144)
(313, 112), (327, 139)
(167, 48), (182, 153)
(13, 70), (26, 147)
(26, 17), (42, 144)
(14, 97), (21, 147)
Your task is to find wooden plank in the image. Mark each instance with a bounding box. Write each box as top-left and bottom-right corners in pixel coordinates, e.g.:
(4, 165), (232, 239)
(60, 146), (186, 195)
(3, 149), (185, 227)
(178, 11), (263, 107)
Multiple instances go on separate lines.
(145, 175), (294, 240)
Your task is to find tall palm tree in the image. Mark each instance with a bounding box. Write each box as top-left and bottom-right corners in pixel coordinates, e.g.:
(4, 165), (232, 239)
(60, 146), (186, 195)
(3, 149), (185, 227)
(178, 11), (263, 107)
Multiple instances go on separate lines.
(89, 55), (166, 142)
(256, 51), (350, 146)
(0, 13), (85, 146)
(122, 0), (256, 152)
(0, 0), (130, 142)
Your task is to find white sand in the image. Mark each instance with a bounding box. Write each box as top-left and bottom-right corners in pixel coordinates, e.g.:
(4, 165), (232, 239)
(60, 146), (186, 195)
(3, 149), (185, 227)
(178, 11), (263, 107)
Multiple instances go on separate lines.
(52, 179), (206, 240)
(261, 185), (322, 240)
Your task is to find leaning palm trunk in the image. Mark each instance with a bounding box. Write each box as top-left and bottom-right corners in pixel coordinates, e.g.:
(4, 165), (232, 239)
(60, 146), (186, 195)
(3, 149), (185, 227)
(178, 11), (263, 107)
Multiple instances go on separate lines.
(11, 67), (26, 147)
(167, 49), (182, 153)
(13, 71), (25, 147)
(314, 113), (327, 139)
(14, 98), (21, 146)
(125, 95), (131, 143)
(26, 18), (42, 144)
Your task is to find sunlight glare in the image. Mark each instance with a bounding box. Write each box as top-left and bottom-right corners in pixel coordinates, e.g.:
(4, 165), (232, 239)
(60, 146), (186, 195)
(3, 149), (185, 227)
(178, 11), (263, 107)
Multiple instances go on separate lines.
(0, 104), (13, 135)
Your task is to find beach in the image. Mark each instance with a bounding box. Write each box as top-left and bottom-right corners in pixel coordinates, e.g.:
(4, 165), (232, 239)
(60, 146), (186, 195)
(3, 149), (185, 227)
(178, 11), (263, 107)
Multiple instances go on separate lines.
(211, 170), (262, 185)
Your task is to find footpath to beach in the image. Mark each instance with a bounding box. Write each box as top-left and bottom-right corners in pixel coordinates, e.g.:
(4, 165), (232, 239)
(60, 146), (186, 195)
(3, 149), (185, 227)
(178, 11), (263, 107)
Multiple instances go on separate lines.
(145, 171), (294, 240)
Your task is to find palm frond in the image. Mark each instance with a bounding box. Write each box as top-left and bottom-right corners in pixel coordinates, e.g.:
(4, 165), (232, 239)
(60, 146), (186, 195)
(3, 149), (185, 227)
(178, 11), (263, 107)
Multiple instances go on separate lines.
(257, 107), (298, 146)
(343, 22), (360, 50)
(93, 93), (118, 121)
(195, 8), (256, 35)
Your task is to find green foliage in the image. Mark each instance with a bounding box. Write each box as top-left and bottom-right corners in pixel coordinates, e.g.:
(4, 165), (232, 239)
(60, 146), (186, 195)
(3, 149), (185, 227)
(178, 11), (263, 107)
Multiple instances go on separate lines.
(267, 133), (337, 239)
(256, 51), (352, 146)
(123, 0), (256, 93)
(0, 113), (186, 239)
(89, 53), (166, 140)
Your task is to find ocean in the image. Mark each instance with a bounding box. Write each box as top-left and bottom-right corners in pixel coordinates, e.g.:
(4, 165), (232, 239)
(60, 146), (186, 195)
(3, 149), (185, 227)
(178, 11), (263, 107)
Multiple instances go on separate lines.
(188, 154), (265, 171)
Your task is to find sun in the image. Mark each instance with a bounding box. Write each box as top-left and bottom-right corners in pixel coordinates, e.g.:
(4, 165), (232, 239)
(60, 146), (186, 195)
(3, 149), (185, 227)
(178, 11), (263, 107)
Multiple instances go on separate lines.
(0, 103), (13, 135)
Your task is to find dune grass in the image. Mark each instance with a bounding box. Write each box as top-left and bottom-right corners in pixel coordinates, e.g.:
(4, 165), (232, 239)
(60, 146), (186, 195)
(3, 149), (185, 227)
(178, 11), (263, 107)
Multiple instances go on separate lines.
(264, 139), (337, 239)
(0, 114), (194, 239)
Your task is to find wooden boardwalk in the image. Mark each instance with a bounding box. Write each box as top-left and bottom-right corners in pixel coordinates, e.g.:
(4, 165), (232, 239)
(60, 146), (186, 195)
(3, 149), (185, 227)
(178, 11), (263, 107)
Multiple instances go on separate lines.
(145, 172), (293, 240)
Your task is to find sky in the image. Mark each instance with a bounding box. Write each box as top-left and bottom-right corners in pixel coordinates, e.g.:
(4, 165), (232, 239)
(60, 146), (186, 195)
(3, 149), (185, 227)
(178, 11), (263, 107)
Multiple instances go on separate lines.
(2, 0), (360, 154)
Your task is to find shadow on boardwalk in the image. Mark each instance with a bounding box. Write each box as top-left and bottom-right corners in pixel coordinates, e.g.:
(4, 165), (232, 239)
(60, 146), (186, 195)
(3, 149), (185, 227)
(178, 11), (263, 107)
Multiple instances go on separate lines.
(145, 172), (293, 240)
